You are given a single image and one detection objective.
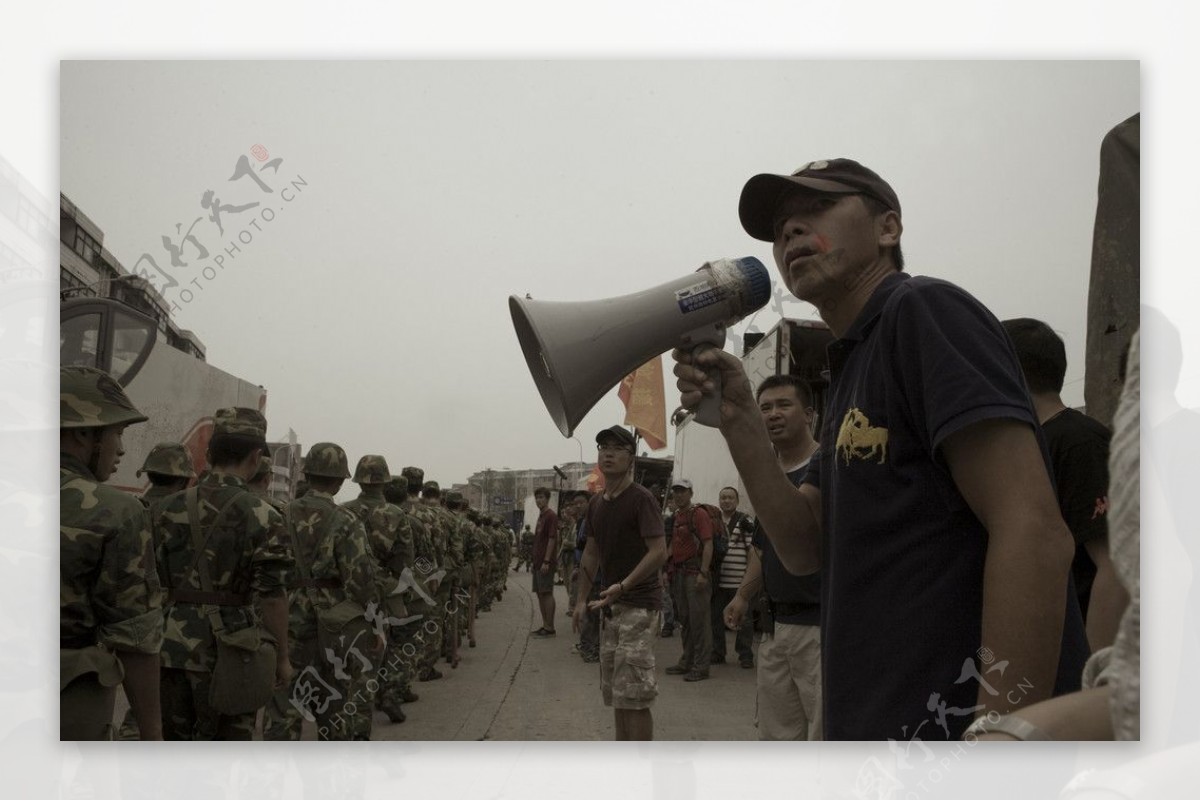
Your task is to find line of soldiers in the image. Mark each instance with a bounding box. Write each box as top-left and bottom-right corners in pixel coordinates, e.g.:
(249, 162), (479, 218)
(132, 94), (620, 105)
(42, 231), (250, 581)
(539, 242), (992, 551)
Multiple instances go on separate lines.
(60, 365), (514, 741)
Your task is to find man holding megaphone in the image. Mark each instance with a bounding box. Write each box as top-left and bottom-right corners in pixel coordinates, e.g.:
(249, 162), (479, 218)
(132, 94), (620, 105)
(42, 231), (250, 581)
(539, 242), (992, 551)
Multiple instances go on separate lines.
(672, 158), (1090, 741)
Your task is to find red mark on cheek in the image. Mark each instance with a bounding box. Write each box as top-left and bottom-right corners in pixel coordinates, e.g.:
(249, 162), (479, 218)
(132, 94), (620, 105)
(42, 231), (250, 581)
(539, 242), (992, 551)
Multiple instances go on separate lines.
(813, 235), (831, 254)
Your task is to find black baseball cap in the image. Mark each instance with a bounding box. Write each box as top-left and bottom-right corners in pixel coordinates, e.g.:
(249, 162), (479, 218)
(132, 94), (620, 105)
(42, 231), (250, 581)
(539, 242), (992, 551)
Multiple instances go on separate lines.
(595, 425), (636, 451)
(738, 158), (901, 242)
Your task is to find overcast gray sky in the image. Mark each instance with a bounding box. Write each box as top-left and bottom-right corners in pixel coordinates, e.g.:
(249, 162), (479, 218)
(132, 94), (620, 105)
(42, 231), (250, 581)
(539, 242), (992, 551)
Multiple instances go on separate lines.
(60, 61), (1138, 492)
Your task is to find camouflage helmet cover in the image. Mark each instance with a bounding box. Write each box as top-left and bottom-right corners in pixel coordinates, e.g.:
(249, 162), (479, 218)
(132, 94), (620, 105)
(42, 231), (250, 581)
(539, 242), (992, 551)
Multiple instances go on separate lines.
(212, 407), (267, 439)
(353, 454), (391, 484)
(137, 441), (195, 478)
(383, 475), (409, 503)
(400, 466), (424, 488)
(303, 442), (351, 478)
(251, 454), (273, 481)
(421, 480), (440, 497)
(60, 366), (148, 429)
(445, 490), (463, 505)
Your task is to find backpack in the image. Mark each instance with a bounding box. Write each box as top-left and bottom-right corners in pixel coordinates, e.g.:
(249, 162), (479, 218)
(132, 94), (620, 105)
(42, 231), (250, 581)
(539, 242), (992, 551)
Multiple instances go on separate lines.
(684, 503), (728, 573)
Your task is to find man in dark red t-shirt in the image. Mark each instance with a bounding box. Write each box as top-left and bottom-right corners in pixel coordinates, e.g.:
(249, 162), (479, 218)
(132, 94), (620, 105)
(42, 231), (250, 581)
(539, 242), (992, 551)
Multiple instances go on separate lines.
(574, 425), (668, 740)
(666, 479), (713, 681)
(531, 486), (558, 636)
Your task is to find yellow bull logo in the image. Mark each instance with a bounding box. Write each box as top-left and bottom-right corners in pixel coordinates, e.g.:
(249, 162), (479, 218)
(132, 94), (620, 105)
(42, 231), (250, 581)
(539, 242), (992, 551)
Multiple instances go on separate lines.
(836, 408), (888, 465)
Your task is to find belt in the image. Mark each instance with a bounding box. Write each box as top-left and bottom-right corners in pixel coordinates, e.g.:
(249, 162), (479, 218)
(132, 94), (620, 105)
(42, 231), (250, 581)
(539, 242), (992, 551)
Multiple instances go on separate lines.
(289, 577), (343, 590)
(168, 588), (250, 606)
(770, 600), (817, 618)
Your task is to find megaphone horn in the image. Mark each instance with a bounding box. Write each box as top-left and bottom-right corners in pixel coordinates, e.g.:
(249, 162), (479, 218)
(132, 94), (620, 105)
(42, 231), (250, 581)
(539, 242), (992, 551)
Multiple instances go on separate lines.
(510, 257), (772, 438)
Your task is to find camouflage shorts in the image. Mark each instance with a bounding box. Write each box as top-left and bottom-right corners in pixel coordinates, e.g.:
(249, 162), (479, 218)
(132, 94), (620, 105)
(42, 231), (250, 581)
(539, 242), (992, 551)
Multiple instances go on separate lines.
(599, 604), (662, 710)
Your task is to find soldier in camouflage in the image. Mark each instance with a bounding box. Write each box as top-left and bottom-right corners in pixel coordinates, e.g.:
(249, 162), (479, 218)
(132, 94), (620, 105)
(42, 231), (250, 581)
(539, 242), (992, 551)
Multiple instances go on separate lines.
(262, 442), (380, 740)
(382, 475), (431, 710)
(423, 481), (464, 670)
(342, 454), (416, 727)
(60, 366), (164, 740)
(137, 442), (194, 510)
(448, 493), (482, 647)
(400, 467), (446, 682)
(154, 407), (292, 740)
(117, 443), (196, 739)
(248, 454), (287, 514)
(516, 524), (535, 572)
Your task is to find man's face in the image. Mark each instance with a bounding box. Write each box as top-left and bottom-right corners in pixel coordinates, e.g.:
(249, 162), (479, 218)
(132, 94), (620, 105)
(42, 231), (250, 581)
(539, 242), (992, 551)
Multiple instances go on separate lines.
(597, 439), (633, 477)
(671, 486), (692, 508)
(770, 192), (883, 307)
(534, 493), (549, 510)
(758, 385), (813, 446)
(93, 425), (127, 483)
(718, 488), (738, 514)
(572, 495), (589, 518)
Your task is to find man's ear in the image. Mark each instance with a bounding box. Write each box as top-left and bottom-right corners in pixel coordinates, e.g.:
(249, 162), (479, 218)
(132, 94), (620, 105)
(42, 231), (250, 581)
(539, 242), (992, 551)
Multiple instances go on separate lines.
(878, 210), (902, 248)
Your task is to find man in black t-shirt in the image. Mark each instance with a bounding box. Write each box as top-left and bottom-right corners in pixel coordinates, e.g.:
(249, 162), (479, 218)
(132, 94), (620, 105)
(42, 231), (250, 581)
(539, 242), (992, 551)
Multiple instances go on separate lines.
(1004, 317), (1126, 651)
(573, 425), (668, 741)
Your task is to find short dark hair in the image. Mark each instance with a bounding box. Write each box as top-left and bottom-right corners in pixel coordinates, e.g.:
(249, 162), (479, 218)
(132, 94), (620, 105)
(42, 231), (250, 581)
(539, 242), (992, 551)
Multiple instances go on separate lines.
(860, 195), (904, 271)
(1001, 318), (1067, 394)
(207, 433), (264, 468)
(534, 487), (551, 499)
(307, 475), (343, 494)
(720, 486), (739, 500)
(756, 374), (815, 407)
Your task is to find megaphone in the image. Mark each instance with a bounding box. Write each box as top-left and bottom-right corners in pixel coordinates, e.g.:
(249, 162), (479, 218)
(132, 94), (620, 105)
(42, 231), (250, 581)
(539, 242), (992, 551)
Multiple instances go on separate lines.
(510, 257), (772, 438)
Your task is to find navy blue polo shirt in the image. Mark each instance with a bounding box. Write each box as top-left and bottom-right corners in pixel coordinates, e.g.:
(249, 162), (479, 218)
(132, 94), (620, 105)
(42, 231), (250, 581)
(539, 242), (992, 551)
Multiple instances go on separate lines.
(802, 272), (1088, 741)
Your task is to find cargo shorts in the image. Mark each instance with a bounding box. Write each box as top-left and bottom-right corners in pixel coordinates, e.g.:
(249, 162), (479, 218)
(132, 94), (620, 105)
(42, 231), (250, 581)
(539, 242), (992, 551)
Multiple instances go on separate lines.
(599, 603), (662, 710)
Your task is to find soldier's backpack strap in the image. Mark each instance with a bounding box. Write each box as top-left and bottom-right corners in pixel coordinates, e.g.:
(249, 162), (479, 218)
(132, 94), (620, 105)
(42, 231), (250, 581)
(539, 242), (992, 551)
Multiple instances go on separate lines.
(174, 486), (248, 625)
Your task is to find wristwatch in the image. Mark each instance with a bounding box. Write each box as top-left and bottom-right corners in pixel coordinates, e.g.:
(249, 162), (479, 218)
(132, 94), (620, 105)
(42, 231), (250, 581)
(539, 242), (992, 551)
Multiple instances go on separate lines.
(962, 713), (1050, 741)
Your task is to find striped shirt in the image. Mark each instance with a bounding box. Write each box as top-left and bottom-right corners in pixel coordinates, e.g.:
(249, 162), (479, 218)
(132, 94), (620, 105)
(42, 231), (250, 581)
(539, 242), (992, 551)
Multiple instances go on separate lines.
(718, 511), (754, 589)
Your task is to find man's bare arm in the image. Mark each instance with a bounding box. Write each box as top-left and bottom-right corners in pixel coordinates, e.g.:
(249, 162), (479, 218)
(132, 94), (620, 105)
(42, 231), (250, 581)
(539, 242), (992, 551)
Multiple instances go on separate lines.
(1083, 536), (1129, 651)
(673, 345), (821, 574)
(259, 592), (293, 687)
(725, 546), (764, 629)
(118, 650), (162, 740)
(942, 418), (1075, 718)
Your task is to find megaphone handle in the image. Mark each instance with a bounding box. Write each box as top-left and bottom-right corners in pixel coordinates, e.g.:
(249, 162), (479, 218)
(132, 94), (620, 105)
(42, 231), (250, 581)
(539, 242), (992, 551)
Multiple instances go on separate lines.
(683, 323), (726, 429)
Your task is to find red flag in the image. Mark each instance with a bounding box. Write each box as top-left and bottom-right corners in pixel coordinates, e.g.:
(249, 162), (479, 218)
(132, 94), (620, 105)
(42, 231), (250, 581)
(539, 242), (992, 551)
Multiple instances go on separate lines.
(617, 355), (668, 451)
(586, 464), (606, 493)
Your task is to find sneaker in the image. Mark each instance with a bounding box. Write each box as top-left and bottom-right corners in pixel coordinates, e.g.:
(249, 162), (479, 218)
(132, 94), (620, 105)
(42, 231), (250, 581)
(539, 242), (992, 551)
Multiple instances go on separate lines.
(684, 671), (709, 682)
(533, 628), (556, 638)
(665, 664), (690, 675)
(418, 668), (443, 682)
(582, 652), (600, 663)
(740, 659), (754, 669)
(660, 628), (674, 638)
(401, 689), (420, 703)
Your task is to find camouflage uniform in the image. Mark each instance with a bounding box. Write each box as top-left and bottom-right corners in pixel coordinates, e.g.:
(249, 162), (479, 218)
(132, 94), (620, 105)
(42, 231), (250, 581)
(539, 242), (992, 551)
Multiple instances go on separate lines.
(400, 467), (446, 681)
(450, 496), (482, 645)
(490, 517), (511, 603)
(118, 442), (194, 740)
(383, 476), (432, 708)
(60, 367), (164, 741)
(263, 443), (378, 741)
(516, 526), (535, 572)
(155, 408), (291, 740)
(250, 455), (288, 514)
(342, 455), (416, 728)
(423, 482), (464, 668)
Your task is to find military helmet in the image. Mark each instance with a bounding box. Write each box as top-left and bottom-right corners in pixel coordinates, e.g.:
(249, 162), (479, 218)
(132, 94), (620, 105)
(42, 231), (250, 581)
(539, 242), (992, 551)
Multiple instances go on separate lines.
(353, 454), (391, 485)
(383, 475), (409, 504)
(60, 366), (148, 429)
(445, 490), (463, 505)
(400, 466), (424, 488)
(251, 454), (273, 481)
(137, 442), (195, 478)
(422, 480), (440, 498)
(303, 442), (351, 478)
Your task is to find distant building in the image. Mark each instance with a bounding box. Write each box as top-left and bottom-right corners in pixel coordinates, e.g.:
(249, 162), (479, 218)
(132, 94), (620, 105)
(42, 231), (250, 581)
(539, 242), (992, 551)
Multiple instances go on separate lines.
(60, 192), (206, 361)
